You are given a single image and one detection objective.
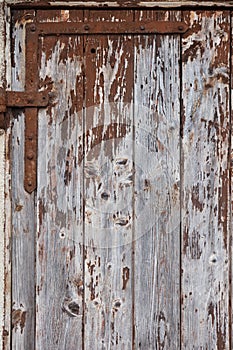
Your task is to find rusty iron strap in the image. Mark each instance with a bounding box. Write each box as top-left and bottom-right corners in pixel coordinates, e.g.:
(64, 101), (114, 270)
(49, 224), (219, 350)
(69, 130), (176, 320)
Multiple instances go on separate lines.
(0, 91), (49, 113)
(24, 24), (40, 194)
(6, 91), (49, 109)
(36, 20), (189, 35)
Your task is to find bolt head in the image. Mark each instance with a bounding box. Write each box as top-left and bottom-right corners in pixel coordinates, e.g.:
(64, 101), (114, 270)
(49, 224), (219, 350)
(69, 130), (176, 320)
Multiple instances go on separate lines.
(30, 24), (36, 32)
(27, 151), (34, 160)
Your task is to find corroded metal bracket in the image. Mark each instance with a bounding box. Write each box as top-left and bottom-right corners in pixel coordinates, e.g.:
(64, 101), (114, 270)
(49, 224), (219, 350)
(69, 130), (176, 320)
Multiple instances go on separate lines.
(0, 90), (49, 113)
(37, 20), (189, 35)
(0, 89), (49, 193)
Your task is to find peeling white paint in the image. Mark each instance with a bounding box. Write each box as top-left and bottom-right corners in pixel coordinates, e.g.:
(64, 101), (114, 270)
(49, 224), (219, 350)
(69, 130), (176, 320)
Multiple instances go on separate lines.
(0, 1), (5, 349)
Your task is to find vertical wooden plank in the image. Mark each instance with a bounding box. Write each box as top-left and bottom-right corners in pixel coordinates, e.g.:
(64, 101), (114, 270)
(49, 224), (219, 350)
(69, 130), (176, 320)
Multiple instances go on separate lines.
(3, 118), (11, 350)
(0, 3), (6, 350)
(181, 11), (231, 349)
(11, 11), (36, 350)
(36, 33), (84, 349)
(134, 10), (181, 349)
(231, 10), (233, 349)
(0, 128), (5, 350)
(3, 7), (12, 349)
(83, 10), (134, 349)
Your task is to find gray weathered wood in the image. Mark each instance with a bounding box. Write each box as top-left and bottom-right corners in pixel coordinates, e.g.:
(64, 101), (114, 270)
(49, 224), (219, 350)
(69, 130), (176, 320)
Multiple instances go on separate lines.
(134, 10), (181, 349)
(83, 10), (134, 349)
(8, 8), (233, 350)
(181, 11), (231, 349)
(36, 32), (84, 349)
(11, 14), (36, 350)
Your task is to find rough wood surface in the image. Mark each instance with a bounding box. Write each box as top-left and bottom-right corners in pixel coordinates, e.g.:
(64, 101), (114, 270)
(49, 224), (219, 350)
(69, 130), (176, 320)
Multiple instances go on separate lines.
(36, 32), (84, 349)
(8, 8), (233, 350)
(83, 10), (134, 350)
(181, 11), (231, 349)
(3, 120), (11, 350)
(11, 13), (36, 350)
(133, 10), (181, 349)
(0, 128), (5, 350)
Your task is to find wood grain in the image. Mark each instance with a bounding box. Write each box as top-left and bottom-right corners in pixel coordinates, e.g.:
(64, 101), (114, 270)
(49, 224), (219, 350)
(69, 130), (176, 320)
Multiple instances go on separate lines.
(36, 34), (84, 349)
(9, 8), (233, 350)
(181, 11), (231, 349)
(11, 14), (36, 350)
(83, 10), (134, 349)
(134, 10), (181, 349)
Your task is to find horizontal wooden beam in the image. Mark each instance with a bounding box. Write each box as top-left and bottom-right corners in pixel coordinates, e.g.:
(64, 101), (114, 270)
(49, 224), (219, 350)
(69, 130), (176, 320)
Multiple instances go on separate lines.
(8, 0), (233, 8)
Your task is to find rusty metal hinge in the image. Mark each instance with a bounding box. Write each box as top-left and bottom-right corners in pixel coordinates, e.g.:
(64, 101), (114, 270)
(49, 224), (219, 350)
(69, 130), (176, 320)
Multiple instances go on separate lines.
(0, 90), (49, 113)
(0, 88), (49, 193)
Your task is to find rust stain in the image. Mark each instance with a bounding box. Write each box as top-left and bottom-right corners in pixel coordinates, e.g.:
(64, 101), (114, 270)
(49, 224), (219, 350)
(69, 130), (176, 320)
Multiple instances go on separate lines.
(12, 309), (26, 334)
(122, 266), (130, 290)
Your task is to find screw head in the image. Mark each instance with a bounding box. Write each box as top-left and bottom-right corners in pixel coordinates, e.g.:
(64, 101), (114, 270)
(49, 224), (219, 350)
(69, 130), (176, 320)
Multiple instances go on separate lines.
(84, 25), (90, 31)
(178, 26), (184, 31)
(140, 25), (145, 31)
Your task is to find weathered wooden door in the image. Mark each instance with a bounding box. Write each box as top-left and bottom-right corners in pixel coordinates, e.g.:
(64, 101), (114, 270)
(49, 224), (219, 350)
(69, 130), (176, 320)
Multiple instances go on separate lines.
(7, 8), (231, 350)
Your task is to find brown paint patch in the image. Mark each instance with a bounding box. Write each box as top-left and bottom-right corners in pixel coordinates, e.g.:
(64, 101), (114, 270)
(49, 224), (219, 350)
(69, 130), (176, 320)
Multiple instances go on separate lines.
(39, 200), (45, 227)
(15, 204), (23, 212)
(122, 266), (129, 290)
(72, 276), (83, 296)
(38, 243), (44, 264)
(183, 226), (189, 254)
(191, 184), (204, 212)
(64, 146), (74, 186)
(12, 308), (26, 334)
(78, 123), (128, 166)
(218, 168), (228, 250)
